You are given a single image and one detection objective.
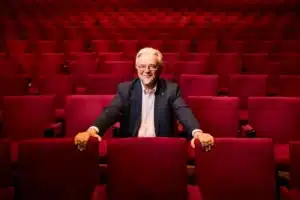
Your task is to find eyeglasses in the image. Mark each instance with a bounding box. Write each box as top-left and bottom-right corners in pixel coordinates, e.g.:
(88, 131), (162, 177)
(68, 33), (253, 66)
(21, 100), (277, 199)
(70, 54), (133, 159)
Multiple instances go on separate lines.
(136, 64), (159, 71)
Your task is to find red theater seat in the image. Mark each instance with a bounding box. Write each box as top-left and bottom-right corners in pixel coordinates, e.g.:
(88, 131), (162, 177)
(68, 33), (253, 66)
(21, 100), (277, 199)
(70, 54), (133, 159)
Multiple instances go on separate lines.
(100, 61), (134, 77)
(0, 75), (30, 109)
(64, 95), (114, 160)
(212, 53), (241, 93)
(179, 74), (218, 98)
(248, 97), (300, 169)
(37, 75), (74, 118)
(85, 74), (130, 95)
(194, 138), (276, 200)
(174, 61), (210, 75)
(228, 74), (268, 120)
(92, 138), (202, 200)
(2, 96), (56, 141)
(17, 138), (99, 200)
(36, 53), (65, 75)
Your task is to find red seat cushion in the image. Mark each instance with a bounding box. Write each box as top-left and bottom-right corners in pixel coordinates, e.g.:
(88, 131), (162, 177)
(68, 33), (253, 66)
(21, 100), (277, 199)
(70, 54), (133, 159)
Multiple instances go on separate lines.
(274, 144), (290, 170)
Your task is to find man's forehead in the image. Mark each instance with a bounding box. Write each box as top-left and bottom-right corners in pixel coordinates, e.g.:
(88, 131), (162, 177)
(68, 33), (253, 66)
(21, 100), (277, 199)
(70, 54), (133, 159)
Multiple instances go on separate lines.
(136, 54), (158, 65)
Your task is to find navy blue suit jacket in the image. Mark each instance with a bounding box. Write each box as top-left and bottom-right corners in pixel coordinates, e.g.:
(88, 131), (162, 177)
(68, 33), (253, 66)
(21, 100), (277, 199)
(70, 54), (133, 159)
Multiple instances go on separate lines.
(93, 78), (200, 138)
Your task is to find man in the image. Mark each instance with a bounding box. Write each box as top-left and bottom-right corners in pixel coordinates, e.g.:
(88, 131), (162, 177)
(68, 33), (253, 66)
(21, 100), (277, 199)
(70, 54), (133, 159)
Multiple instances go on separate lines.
(74, 47), (214, 151)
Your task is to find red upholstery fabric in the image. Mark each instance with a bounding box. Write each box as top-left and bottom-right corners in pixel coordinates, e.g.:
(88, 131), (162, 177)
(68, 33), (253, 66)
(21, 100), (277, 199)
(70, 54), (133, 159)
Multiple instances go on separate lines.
(38, 75), (73, 108)
(0, 75), (29, 108)
(179, 75), (218, 98)
(36, 53), (65, 75)
(106, 138), (191, 200)
(64, 95), (114, 138)
(187, 96), (240, 138)
(212, 53), (241, 91)
(101, 61), (134, 77)
(17, 138), (99, 200)
(248, 97), (300, 143)
(85, 74), (130, 95)
(174, 61), (210, 75)
(2, 96), (56, 140)
(195, 138), (276, 200)
(279, 75), (300, 97)
(228, 74), (268, 110)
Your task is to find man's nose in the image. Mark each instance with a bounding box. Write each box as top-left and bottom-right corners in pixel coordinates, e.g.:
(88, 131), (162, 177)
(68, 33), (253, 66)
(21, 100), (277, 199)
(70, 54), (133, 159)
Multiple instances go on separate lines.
(144, 67), (151, 73)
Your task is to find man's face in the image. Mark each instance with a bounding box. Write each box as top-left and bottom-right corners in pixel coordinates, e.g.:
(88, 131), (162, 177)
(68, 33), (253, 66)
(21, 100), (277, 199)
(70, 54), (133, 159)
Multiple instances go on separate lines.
(135, 53), (161, 87)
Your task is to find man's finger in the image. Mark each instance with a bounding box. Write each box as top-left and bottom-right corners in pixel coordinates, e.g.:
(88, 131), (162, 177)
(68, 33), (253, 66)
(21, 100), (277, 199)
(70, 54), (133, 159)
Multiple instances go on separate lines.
(190, 138), (196, 149)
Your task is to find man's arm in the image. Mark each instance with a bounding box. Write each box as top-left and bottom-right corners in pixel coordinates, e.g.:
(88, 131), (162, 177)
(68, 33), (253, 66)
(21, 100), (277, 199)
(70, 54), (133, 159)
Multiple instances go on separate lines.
(172, 85), (201, 137)
(90, 85), (125, 136)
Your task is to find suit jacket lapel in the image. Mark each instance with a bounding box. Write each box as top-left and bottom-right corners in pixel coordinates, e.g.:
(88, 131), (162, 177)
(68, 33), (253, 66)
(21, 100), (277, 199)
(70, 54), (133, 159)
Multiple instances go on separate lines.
(154, 79), (165, 137)
(132, 80), (142, 137)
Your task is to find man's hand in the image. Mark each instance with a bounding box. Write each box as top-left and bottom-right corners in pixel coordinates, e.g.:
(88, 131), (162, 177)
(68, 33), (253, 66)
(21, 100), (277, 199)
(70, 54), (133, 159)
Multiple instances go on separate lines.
(74, 129), (101, 151)
(191, 131), (214, 151)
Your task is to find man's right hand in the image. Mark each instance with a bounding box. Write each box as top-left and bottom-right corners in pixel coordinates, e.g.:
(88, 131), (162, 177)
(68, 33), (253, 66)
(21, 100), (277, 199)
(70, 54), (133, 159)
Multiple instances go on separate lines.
(74, 129), (101, 151)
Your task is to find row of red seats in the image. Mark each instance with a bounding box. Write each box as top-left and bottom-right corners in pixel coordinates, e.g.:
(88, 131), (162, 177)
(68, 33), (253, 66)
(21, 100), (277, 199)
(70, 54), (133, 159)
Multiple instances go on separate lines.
(0, 95), (299, 170)
(3, 40), (300, 54)
(0, 137), (285, 200)
(1, 53), (300, 78)
(1, 74), (300, 108)
(3, 27), (299, 41)
(4, 10), (297, 27)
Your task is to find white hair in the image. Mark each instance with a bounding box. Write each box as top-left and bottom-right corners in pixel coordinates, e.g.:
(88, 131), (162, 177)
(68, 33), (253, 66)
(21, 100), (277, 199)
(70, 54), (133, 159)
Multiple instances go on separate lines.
(135, 47), (163, 67)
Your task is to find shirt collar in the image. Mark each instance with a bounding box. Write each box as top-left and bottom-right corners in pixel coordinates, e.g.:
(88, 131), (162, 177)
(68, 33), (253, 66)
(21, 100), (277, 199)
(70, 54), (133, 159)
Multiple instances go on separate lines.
(141, 82), (157, 94)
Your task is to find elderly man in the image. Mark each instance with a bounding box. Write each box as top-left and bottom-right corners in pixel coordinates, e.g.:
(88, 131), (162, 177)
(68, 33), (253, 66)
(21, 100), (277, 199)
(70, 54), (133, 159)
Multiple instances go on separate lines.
(74, 47), (214, 151)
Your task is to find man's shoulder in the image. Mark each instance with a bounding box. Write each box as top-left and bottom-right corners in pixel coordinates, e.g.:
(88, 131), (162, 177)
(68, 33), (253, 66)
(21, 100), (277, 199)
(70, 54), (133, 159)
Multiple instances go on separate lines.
(117, 78), (139, 92)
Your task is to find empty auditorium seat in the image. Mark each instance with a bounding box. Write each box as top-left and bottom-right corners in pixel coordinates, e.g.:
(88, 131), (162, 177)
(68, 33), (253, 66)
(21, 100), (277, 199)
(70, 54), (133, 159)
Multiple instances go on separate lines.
(85, 74), (130, 95)
(174, 61), (210, 75)
(279, 53), (300, 74)
(37, 75), (74, 118)
(194, 138), (276, 200)
(211, 53), (241, 93)
(279, 75), (300, 97)
(0, 75), (30, 108)
(2, 95), (56, 140)
(242, 53), (269, 73)
(36, 53), (65, 75)
(0, 139), (14, 200)
(248, 97), (300, 169)
(36, 40), (57, 53)
(100, 61), (134, 77)
(16, 138), (99, 200)
(69, 52), (99, 86)
(179, 74), (218, 98)
(228, 74), (268, 120)
(92, 138), (202, 200)
(187, 96), (240, 138)
(99, 52), (124, 62)
(64, 95), (114, 158)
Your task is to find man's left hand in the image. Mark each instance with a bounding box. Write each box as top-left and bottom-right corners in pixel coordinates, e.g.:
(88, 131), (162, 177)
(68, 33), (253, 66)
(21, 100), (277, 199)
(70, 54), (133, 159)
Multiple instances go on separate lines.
(191, 131), (214, 151)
